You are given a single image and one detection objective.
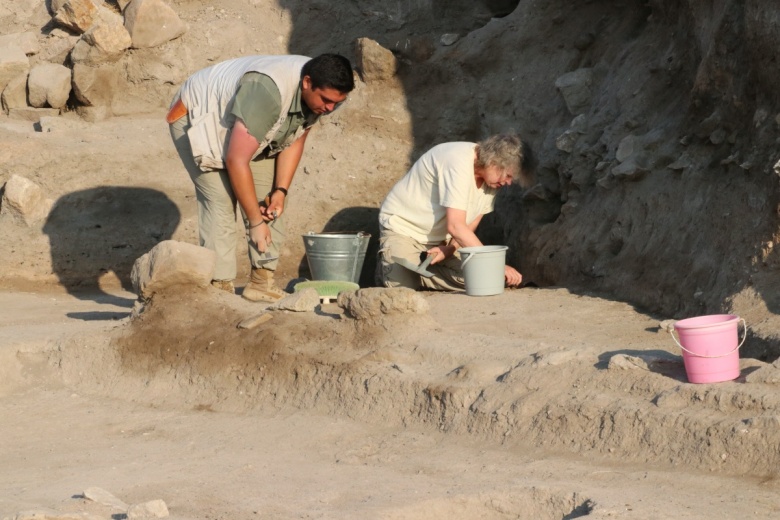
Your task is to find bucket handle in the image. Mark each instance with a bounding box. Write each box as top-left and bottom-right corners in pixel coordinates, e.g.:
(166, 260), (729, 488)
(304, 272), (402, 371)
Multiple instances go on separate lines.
(461, 252), (474, 267)
(669, 318), (747, 358)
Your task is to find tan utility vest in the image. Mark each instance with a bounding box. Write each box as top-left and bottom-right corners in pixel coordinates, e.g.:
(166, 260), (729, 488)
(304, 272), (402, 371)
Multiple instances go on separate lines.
(179, 55), (311, 171)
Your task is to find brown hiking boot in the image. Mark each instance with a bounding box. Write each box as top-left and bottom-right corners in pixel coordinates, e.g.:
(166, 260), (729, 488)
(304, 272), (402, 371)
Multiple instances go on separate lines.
(211, 279), (235, 294)
(242, 268), (286, 302)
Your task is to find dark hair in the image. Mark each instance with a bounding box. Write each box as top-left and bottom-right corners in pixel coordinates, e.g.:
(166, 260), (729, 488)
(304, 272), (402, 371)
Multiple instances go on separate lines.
(301, 54), (355, 93)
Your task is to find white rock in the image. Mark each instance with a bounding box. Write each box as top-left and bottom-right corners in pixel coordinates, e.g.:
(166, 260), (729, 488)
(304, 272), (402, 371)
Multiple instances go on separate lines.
(124, 0), (187, 49)
(0, 32), (39, 55)
(27, 63), (71, 109)
(1, 73), (28, 112)
(126, 499), (169, 518)
(0, 45), (30, 93)
(83, 486), (128, 510)
(1, 174), (53, 225)
(131, 240), (216, 299)
(440, 33), (459, 46)
(71, 8), (132, 65)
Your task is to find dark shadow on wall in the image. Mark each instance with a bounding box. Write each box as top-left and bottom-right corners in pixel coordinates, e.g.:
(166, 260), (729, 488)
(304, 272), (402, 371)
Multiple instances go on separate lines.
(275, 0), (521, 286)
(296, 206), (380, 288)
(42, 187), (180, 304)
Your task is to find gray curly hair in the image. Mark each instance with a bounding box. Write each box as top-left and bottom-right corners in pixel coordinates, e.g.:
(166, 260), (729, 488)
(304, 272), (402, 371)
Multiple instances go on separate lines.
(475, 134), (535, 188)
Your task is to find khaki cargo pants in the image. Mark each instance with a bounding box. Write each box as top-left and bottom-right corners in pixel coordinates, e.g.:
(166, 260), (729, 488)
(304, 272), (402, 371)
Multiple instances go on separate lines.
(377, 227), (465, 292)
(169, 114), (285, 281)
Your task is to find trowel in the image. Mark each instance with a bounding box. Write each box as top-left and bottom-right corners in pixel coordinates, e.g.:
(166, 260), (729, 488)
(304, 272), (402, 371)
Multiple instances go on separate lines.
(392, 251), (435, 278)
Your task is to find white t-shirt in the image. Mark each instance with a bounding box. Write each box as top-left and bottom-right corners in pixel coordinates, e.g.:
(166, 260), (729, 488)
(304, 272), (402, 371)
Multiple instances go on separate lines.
(379, 142), (496, 244)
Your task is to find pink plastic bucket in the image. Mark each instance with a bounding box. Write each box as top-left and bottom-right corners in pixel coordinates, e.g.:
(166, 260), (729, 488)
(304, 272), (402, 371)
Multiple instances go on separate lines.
(670, 314), (746, 384)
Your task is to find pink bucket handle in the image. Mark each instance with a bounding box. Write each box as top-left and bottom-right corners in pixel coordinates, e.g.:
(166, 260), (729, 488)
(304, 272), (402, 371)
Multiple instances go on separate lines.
(669, 318), (747, 358)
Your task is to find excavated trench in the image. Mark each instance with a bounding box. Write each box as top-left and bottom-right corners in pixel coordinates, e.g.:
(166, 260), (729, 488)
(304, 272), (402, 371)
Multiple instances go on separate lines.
(45, 286), (780, 482)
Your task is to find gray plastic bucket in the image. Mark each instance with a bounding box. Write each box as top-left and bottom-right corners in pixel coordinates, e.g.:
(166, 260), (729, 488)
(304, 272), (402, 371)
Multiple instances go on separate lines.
(302, 231), (371, 284)
(459, 245), (508, 296)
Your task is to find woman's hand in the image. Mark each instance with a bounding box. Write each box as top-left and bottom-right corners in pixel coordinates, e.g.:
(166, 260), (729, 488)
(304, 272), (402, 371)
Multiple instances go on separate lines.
(505, 265), (523, 286)
(427, 244), (456, 265)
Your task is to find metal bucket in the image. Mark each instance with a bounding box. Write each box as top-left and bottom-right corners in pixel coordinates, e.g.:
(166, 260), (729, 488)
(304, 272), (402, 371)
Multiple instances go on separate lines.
(302, 231), (371, 284)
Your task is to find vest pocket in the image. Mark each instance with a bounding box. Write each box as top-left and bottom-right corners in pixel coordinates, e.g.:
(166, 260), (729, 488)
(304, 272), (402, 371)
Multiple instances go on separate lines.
(187, 111), (229, 170)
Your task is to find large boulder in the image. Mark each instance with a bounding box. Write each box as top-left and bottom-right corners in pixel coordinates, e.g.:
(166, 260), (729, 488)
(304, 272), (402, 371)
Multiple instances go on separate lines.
(0, 32), (39, 56)
(123, 0), (187, 49)
(70, 8), (132, 65)
(27, 63), (71, 108)
(53, 0), (100, 34)
(71, 62), (120, 107)
(354, 37), (397, 82)
(131, 240), (215, 299)
(1, 73), (28, 112)
(0, 45), (30, 93)
(1, 174), (53, 226)
(554, 67), (594, 115)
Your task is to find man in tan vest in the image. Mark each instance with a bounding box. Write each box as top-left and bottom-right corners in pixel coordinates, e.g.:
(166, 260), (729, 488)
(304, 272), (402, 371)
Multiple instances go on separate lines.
(168, 54), (355, 301)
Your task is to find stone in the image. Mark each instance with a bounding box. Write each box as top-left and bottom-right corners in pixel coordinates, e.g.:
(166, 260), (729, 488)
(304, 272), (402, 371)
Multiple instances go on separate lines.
(83, 486), (128, 510)
(0, 32), (39, 55)
(126, 499), (169, 518)
(569, 113), (587, 133)
(354, 37), (397, 82)
(131, 240), (216, 299)
(71, 62), (120, 106)
(71, 9), (132, 65)
(555, 130), (577, 153)
(54, 0), (100, 34)
(658, 319), (676, 332)
(440, 33), (459, 46)
(337, 287), (429, 320)
(1, 174), (53, 226)
(667, 155), (692, 171)
(8, 107), (60, 122)
(37, 32), (80, 65)
(237, 312), (273, 330)
(1, 73), (28, 112)
(611, 159), (648, 181)
(50, 0), (69, 14)
(269, 287), (320, 312)
(124, 0), (188, 49)
(709, 128), (727, 145)
(615, 134), (638, 163)
(27, 63), (71, 109)
(554, 67), (594, 115)
(117, 0), (132, 11)
(0, 44), (30, 94)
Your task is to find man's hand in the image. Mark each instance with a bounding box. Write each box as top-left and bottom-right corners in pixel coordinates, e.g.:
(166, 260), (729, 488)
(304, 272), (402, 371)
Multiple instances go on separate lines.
(505, 265), (522, 287)
(262, 190), (286, 221)
(248, 221), (272, 253)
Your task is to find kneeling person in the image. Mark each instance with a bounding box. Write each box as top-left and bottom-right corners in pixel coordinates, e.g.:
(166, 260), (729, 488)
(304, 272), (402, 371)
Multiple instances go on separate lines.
(377, 134), (534, 291)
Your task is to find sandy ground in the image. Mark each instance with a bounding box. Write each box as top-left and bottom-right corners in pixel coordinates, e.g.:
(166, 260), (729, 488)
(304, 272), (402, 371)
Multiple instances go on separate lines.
(2, 287), (779, 519)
